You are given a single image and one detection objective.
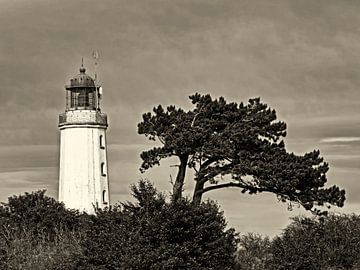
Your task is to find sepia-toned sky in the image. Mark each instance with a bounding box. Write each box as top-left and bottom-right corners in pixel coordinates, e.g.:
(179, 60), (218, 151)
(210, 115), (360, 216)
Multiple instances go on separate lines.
(1, 0), (360, 237)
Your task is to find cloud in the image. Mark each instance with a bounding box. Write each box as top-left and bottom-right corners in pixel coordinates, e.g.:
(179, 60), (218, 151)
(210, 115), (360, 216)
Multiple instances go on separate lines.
(1, 0), (360, 147)
(321, 137), (360, 143)
(0, 167), (58, 203)
(0, 145), (58, 202)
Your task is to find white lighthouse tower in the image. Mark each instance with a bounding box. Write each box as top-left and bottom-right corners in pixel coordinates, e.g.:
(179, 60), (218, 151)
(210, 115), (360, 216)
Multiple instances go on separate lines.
(58, 63), (109, 213)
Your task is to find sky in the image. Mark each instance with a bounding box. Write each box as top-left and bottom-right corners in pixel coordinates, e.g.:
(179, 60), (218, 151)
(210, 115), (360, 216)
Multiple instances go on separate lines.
(0, 0), (360, 237)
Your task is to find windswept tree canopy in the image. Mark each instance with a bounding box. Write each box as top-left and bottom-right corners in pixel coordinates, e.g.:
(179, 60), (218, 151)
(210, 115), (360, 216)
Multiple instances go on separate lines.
(138, 93), (345, 214)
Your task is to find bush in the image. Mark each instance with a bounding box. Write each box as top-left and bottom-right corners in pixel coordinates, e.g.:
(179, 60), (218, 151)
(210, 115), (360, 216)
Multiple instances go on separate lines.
(0, 190), (85, 270)
(235, 233), (271, 270)
(1, 186), (360, 270)
(0, 182), (238, 269)
(270, 214), (360, 270)
(79, 180), (239, 269)
(0, 190), (81, 240)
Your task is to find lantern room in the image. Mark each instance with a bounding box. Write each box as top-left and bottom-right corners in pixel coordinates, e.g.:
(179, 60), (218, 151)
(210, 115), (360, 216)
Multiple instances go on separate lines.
(65, 66), (100, 111)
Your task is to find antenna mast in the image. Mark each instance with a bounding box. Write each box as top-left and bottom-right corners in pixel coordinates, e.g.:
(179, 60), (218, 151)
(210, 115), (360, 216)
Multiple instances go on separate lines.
(92, 51), (100, 110)
(93, 51), (99, 82)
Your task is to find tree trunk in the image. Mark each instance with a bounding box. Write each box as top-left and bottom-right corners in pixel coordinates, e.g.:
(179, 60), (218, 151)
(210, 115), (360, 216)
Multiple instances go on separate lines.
(192, 179), (205, 205)
(192, 158), (217, 205)
(171, 155), (188, 202)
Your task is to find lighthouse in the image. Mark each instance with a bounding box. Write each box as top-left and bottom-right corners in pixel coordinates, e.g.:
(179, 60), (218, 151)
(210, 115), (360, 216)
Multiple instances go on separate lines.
(58, 63), (109, 213)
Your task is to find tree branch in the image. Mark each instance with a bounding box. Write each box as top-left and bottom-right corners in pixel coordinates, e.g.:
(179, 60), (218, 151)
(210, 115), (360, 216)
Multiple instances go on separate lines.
(195, 181), (292, 198)
(195, 181), (309, 207)
(200, 157), (219, 170)
(196, 182), (249, 195)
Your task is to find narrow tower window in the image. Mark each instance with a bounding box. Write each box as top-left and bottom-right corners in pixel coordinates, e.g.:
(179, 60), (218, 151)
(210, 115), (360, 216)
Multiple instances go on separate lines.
(100, 135), (105, 149)
(71, 91), (79, 108)
(102, 190), (107, 204)
(101, 162), (106, 176)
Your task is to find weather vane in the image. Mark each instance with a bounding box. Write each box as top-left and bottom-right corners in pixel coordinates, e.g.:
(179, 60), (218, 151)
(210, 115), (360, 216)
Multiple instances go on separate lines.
(92, 51), (99, 82)
(92, 50), (102, 108)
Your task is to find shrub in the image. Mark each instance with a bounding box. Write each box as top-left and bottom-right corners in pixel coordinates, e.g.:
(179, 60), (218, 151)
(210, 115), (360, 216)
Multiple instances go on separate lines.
(235, 233), (271, 270)
(0, 190), (85, 269)
(0, 183), (238, 269)
(270, 214), (360, 270)
(0, 190), (81, 240)
(79, 180), (239, 269)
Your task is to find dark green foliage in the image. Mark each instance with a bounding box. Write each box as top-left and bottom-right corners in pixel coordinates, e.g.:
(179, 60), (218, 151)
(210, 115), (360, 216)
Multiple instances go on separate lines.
(0, 190), (84, 270)
(271, 214), (360, 270)
(234, 215), (360, 270)
(138, 93), (345, 214)
(79, 180), (238, 269)
(235, 233), (271, 270)
(0, 184), (238, 269)
(0, 190), (81, 239)
(0, 188), (359, 270)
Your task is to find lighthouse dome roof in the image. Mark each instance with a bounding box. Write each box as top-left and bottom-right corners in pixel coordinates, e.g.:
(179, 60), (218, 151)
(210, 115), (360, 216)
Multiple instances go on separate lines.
(68, 67), (95, 88)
